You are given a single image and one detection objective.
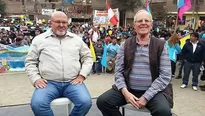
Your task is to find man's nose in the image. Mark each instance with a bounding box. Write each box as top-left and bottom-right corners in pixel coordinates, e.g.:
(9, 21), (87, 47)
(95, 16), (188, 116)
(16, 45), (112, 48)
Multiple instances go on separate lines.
(59, 22), (64, 26)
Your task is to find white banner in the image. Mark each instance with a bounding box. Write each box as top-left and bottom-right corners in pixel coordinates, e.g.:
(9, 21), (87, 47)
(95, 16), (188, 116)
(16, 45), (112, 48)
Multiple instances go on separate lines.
(0, 27), (10, 31)
(93, 9), (119, 27)
(42, 9), (56, 16)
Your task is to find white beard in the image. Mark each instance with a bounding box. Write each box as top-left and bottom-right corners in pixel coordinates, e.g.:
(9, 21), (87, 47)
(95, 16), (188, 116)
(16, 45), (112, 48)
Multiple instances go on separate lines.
(56, 31), (66, 36)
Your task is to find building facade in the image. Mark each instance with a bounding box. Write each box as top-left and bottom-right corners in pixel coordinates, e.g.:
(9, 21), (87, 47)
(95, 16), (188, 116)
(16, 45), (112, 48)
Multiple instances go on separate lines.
(3, 0), (92, 21)
(3, 0), (205, 29)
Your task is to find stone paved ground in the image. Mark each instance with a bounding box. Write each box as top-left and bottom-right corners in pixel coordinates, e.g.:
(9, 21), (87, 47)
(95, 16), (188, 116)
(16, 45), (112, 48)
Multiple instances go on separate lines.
(0, 72), (205, 116)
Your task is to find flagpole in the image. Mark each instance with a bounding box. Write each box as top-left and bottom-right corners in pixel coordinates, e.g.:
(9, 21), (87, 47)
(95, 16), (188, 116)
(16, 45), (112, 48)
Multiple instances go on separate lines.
(174, 11), (179, 34)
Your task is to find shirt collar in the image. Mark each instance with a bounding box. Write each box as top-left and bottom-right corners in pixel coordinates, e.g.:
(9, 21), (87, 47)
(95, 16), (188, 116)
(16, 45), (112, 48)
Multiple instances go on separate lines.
(190, 40), (198, 44)
(136, 36), (151, 46)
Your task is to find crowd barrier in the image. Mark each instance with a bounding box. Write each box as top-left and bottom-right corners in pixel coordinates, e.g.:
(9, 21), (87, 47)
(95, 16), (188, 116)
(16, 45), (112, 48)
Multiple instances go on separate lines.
(0, 44), (29, 72)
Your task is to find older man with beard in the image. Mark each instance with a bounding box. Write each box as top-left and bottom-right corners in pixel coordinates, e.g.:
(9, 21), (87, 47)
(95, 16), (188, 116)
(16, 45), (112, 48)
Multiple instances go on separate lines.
(96, 9), (173, 116)
(25, 11), (93, 116)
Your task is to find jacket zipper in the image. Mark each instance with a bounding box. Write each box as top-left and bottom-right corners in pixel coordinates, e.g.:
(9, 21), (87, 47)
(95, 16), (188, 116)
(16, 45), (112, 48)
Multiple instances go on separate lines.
(60, 40), (65, 81)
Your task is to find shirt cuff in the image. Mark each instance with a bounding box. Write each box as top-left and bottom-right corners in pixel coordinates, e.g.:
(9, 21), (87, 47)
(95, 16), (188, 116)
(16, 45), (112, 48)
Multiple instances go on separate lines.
(115, 82), (127, 90)
(142, 92), (154, 102)
(30, 76), (41, 86)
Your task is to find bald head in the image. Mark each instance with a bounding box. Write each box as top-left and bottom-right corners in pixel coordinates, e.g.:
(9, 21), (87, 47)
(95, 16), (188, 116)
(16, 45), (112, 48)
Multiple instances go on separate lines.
(50, 11), (68, 38)
(51, 11), (68, 21)
(134, 9), (152, 23)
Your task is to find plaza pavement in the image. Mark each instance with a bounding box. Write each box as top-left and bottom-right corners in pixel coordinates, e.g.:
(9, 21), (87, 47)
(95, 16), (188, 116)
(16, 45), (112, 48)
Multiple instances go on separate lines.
(0, 72), (205, 116)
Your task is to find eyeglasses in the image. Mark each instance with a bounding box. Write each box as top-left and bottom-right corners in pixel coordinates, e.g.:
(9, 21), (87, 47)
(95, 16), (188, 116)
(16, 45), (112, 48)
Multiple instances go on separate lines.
(52, 20), (68, 25)
(135, 19), (151, 23)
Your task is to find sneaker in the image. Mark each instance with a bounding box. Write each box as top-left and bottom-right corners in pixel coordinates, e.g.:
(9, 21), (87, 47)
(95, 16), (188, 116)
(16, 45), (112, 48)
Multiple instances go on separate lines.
(180, 84), (187, 88)
(192, 86), (198, 91)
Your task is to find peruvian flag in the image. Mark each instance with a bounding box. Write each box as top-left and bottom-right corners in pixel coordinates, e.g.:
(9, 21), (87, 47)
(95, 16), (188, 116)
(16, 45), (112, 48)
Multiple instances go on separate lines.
(106, 0), (119, 25)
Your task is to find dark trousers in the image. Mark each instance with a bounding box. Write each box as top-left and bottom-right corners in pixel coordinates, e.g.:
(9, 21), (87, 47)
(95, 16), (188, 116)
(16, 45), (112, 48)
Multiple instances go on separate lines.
(183, 61), (201, 86)
(171, 60), (176, 75)
(177, 60), (185, 77)
(92, 58), (102, 73)
(96, 88), (171, 116)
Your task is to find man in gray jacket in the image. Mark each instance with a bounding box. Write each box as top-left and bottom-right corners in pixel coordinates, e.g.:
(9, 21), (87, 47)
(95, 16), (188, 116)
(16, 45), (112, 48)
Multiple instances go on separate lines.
(25, 11), (93, 116)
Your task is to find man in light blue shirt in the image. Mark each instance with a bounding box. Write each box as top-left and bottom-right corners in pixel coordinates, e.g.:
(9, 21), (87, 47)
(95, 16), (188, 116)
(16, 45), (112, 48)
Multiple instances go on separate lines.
(106, 38), (119, 72)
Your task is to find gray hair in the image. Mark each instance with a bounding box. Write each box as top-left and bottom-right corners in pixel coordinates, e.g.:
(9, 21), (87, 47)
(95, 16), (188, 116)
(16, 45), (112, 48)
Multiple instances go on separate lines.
(133, 9), (153, 23)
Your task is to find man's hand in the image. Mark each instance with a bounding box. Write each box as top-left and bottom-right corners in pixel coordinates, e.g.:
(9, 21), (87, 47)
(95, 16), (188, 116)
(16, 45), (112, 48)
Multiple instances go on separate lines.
(34, 79), (48, 88)
(121, 88), (140, 109)
(137, 96), (148, 109)
(71, 75), (85, 85)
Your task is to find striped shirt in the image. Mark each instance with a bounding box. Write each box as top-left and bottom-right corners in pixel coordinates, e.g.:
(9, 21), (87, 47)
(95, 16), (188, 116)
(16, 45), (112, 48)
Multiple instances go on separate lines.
(115, 39), (171, 101)
(129, 44), (152, 90)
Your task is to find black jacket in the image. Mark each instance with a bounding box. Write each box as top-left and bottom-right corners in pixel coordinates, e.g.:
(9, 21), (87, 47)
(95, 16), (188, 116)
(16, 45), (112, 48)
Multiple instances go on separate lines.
(182, 41), (205, 63)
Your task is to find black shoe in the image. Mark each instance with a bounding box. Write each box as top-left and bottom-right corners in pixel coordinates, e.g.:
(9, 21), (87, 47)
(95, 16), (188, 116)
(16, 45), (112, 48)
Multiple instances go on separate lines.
(175, 75), (182, 79)
(199, 85), (205, 91)
(92, 71), (96, 74)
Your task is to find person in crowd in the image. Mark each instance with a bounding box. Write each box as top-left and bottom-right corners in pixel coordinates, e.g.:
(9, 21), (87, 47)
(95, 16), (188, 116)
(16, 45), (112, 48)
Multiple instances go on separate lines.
(104, 35), (112, 45)
(106, 37), (120, 73)
(180, 32), (205, 91)
(25, 11), (93, 116)
(8, 37), (25, 48)
(16, 33), (29, 46)
(96, 9), (173, 116)
(94, 40), (104, 75)
(89, 27), (100, 43)
(77, 27), (84, 39)
(165, 34), (181, 78)
(82, 31), (90, 41)
(175, 31), (189, 79)
(0, 36), (11, 45)
(30, 28), (42, 43)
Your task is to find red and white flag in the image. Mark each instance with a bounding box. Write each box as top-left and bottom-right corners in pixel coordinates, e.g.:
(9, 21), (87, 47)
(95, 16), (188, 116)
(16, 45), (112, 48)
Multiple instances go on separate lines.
(106, 0), (119, 25)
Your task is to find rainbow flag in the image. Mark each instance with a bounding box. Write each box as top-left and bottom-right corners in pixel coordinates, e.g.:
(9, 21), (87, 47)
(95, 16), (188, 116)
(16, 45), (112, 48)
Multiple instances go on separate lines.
(178, 0), (192, 20)
(89, 40), (96, 62)
(146, 0), (151, 14)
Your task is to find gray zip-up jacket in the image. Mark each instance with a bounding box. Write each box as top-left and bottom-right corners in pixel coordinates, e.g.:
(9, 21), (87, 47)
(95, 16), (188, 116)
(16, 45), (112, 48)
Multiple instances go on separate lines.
(25, 29), (93, 86)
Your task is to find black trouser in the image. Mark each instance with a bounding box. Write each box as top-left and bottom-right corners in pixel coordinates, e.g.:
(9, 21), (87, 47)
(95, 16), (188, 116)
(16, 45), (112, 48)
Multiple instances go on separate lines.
(171, 60), (176, 75)
(96, 88), (172, 116)
(178, 60), (185, 77)
(182, 61), (201, 86)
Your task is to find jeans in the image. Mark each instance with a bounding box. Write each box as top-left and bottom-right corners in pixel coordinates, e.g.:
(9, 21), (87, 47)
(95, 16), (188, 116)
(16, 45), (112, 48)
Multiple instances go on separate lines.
(31, 80), (92, 116)
(97, 88), (171, 116)
(183, 61), (201, 86)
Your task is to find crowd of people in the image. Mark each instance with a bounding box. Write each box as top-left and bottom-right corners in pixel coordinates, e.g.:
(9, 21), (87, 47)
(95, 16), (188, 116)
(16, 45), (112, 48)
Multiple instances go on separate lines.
(0, 9), (205, 116)
(1, 13), (205, 91)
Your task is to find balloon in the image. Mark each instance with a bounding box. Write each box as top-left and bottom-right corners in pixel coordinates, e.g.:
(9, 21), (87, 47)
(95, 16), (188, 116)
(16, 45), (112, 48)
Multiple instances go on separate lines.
(108, 30), (112, 35)
(42, 19), (46, 22)
(20, 15), (24, 19)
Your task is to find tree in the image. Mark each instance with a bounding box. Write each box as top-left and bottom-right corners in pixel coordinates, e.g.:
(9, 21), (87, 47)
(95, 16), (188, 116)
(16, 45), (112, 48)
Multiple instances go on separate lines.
(0, 0), (6, 16)
(109, 0), (143, 26)
(110, 0), (143, 11)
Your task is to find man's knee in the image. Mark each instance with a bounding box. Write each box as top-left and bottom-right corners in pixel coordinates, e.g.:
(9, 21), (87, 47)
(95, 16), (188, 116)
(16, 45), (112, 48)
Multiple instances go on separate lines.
(75, 96), (92, 109)
(96, 95), (104, 109)
(31, 98), (49, 111)
(152, 106), (172, 116)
